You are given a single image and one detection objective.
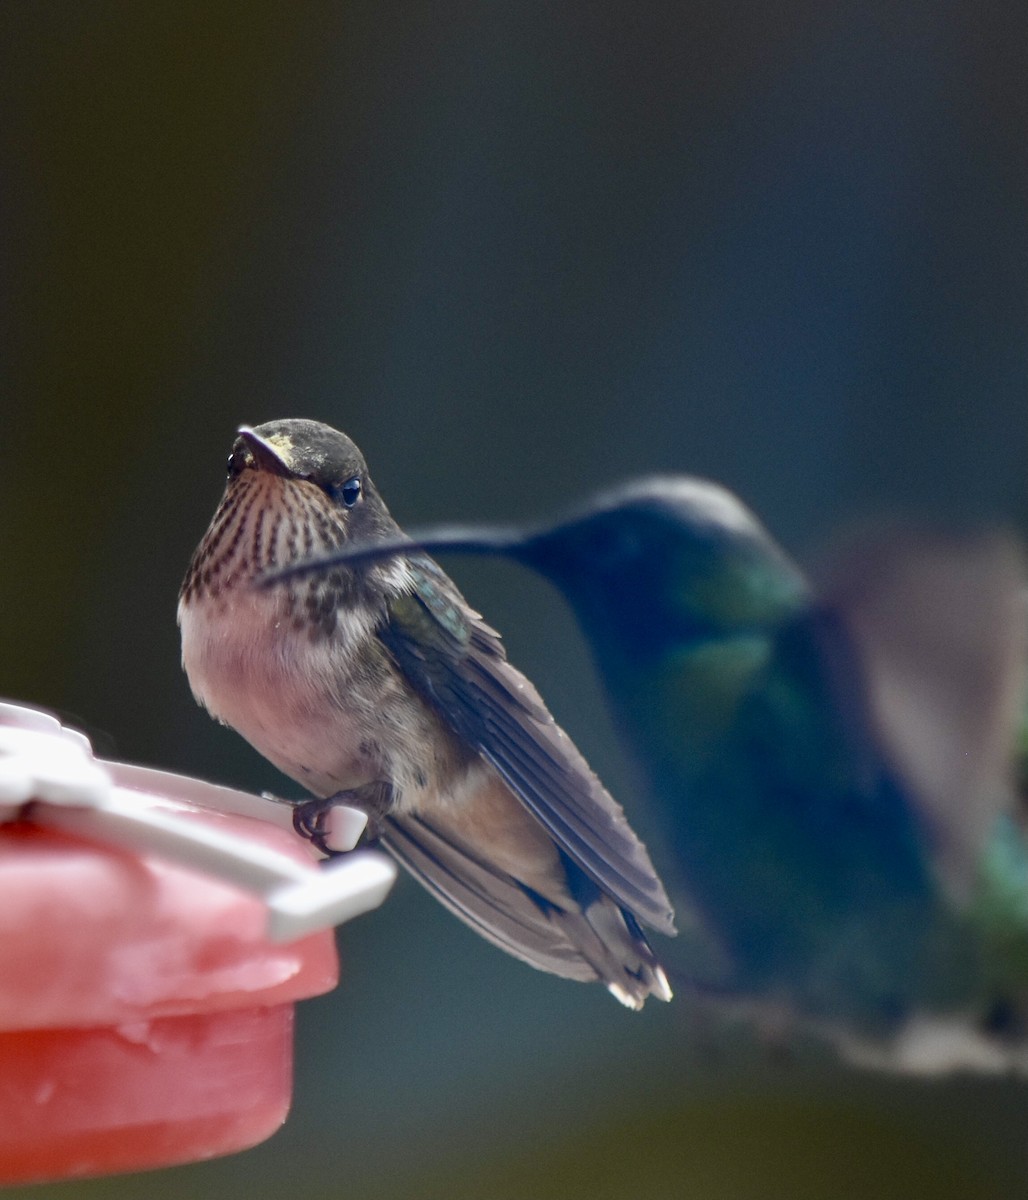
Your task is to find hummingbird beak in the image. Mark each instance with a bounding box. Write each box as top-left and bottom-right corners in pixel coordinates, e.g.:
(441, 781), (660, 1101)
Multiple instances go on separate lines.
(257, 524), (532, 588)
(237, 426), (297, 478)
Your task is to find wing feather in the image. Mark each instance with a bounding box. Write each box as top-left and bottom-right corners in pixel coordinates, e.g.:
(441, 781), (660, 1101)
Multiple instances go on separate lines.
(380, 558), (676, 935)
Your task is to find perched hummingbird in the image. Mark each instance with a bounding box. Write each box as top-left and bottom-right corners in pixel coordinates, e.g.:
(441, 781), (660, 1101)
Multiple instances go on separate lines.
(178, 419), (676, 1009)
(267, 478), (1028, 1066)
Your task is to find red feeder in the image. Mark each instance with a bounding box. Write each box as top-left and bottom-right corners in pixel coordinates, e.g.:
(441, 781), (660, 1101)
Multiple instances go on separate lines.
(0, 703), (396, 1185)
(0, 813), (339, 1183)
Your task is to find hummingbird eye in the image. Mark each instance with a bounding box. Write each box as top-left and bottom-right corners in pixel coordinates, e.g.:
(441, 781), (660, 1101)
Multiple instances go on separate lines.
(338, 476), (362, 508)
(226, 443), (249, 478)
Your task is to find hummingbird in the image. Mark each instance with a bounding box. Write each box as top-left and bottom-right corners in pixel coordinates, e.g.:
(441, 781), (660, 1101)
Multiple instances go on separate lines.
(178, 419), (676, 1009)
(265, 477), (1028, 1066)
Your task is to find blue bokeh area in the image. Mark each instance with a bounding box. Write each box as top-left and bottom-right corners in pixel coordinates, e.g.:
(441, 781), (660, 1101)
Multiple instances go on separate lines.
(1, 4), (1026, 1197)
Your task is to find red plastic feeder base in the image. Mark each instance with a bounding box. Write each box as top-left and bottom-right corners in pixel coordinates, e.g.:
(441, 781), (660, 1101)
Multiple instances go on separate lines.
(0, 1006), (295, 1183)
(0, 812), (338, 1185)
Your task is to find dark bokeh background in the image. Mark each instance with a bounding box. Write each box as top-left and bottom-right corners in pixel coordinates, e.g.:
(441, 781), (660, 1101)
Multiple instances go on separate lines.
(1, 4), (1027, 1197)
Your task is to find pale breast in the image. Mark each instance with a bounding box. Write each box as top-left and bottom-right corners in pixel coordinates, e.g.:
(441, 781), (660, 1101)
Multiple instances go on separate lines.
(179, 582), (383, 789)
(178, 587), (474, 806)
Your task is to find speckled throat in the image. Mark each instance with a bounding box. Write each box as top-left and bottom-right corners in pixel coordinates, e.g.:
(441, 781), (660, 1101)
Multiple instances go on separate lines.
(180, 473), (367, 629)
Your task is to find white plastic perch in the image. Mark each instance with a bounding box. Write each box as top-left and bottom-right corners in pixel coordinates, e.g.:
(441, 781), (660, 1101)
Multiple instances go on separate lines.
(0, 700), (396, 942)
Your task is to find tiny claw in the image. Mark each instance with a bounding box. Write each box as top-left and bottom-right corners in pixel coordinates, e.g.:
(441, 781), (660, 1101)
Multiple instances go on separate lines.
(292, 798), (338, 856)
(292, 782), (393, 855)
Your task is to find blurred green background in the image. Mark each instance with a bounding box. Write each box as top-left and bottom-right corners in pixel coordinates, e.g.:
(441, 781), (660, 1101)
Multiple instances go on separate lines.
(1, 3), (1026, 1197)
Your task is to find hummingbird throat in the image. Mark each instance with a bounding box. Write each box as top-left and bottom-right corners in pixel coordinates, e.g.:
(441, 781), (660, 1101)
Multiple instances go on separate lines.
(180, 474), (355, 606)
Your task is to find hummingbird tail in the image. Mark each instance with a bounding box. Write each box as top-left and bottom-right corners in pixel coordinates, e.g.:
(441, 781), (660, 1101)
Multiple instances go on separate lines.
(576, 894), (673, 1009)
(381, 812), (672, 1008)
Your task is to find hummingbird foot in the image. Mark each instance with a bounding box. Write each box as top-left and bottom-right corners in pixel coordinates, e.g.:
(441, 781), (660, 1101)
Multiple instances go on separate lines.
(292, 782), (395, 855)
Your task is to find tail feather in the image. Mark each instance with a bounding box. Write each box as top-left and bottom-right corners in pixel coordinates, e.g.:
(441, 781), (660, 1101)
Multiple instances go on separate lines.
(571, 874), (673, 1008)
(383, 811), (672, 1007)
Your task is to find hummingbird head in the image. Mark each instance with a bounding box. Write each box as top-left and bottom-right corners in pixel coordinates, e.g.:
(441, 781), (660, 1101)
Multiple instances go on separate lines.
(512, 478), (809, 660)
(180, 418), (403, 607)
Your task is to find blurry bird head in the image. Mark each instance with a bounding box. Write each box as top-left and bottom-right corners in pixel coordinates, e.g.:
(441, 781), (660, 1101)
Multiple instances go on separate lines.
(509, 478), (807, 655)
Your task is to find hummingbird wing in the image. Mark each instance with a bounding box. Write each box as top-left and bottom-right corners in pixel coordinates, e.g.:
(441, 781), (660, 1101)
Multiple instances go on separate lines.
(818, 527), (1028, 897)
(379, 557), (677, 935)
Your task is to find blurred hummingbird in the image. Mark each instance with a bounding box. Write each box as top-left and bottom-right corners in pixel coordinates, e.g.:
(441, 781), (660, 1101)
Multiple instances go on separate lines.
(265, 477), (1028, 1066)
(178, 419), (676, 1009)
